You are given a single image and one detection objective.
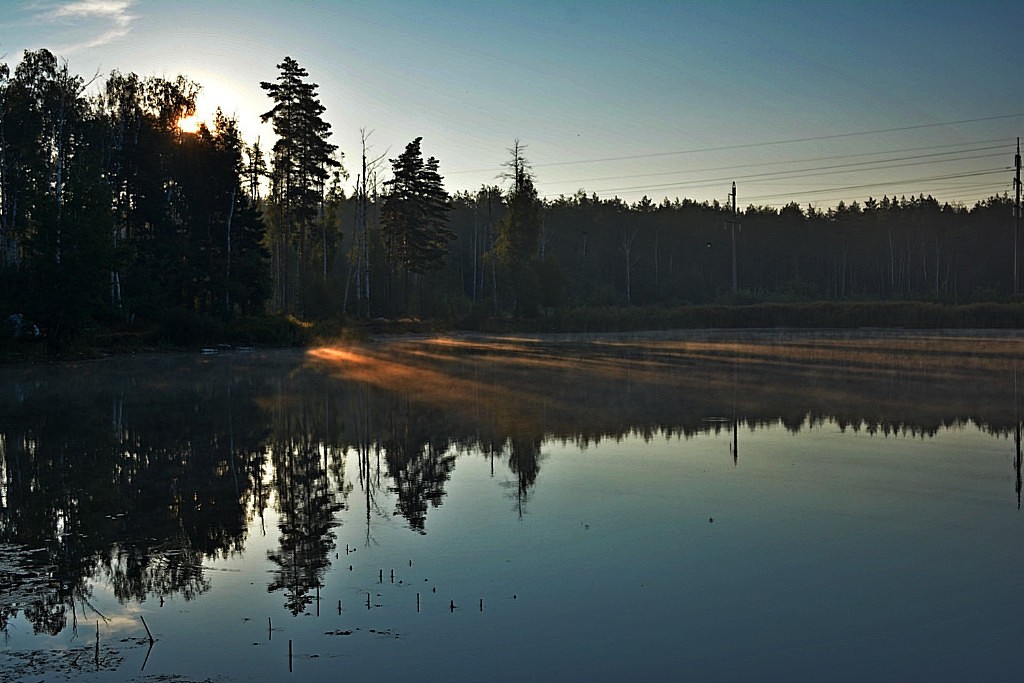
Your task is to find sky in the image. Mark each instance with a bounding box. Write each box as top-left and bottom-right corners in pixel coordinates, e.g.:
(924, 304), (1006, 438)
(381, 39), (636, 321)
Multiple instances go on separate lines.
(2, 0), (1021, 209)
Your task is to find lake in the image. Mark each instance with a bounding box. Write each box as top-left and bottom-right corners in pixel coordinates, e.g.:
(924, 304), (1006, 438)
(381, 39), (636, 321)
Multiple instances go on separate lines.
(1, 331), (1021, 682)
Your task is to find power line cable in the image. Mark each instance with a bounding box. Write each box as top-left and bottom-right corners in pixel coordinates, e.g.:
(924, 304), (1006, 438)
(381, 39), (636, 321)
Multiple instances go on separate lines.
(738, 168), (1008, 203)
(448, 114), (1023, 175)
(750, 180), (1011, 209)
(538, 168), (1009, 205)
(551, 139), (1009, 187)
(564, 150), (1006, 196)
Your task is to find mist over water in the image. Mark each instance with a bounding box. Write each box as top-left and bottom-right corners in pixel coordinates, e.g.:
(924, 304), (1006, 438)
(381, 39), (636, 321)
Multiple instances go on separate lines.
(1, 331), (1021, 681)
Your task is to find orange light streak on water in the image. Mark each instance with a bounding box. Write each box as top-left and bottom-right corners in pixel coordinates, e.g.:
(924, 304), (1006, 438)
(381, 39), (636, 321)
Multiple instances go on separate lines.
(307, 344), (493, 406)
(306, 347), (373, 365)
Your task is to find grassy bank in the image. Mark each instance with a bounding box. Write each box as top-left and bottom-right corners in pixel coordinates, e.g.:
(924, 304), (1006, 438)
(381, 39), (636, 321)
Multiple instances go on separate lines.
(0, 314), (316, 362)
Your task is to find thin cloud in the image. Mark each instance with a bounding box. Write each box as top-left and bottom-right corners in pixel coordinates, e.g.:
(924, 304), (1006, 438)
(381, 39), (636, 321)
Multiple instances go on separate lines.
(40, 0), (137, 52)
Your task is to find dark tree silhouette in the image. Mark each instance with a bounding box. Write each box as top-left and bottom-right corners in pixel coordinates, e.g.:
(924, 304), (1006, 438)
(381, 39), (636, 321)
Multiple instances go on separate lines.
(381, 137), (454, 315)
(260, 56), (341, 314)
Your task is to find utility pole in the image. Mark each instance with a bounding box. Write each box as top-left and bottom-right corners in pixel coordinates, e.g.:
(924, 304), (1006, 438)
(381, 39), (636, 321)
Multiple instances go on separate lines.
(727, 182), (740, 294)
(1015, 138), (1022, 296)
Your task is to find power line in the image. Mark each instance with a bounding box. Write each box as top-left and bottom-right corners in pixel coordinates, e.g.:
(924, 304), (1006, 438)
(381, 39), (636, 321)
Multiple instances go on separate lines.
(536, 168), (1007, 205)
(573, 150), (1006, 196)
(738, 168), (1008, 203)
(550, 139), (1009, 187)
(749, 181), (1012, 209)
(446, 113), (1023, 175)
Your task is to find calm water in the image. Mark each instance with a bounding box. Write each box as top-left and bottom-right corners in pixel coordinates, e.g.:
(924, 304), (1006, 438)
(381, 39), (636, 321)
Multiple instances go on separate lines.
(1, 331), (1021, 682)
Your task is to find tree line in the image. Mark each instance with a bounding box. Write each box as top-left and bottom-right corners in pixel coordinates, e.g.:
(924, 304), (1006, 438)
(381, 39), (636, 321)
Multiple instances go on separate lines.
(0, 49), (268, 347)
(2, 50), (1019, 347)
(338, 168), (1019, 321)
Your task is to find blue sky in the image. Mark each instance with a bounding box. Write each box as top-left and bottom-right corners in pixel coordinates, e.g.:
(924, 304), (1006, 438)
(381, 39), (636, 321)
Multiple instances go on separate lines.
(2, 0), (1020, 208)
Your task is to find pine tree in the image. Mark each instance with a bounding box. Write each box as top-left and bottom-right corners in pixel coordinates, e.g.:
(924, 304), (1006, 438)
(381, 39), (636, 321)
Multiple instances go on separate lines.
(260, 57), (341, 313)
(244, 138), (268, 205)
(494, 140), (544, 316)
(381, 137), (454, 315)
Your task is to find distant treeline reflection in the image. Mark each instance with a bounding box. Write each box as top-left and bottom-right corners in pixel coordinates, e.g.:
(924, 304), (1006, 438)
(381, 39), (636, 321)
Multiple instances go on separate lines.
(1, 332), (1021, 632)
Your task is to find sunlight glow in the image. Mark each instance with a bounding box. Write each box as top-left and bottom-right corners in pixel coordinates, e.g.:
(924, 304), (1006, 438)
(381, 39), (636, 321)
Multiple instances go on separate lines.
(307, 347), (371, 365)
(177, 114), (203, 134)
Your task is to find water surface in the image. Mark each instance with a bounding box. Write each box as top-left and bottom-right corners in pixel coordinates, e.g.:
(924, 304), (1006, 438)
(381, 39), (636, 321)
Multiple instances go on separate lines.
(1, 331), (1021, 681)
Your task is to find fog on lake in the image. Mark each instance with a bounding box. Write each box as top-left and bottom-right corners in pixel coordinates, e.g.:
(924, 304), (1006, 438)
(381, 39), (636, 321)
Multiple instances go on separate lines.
(1, 331), (1021, 681)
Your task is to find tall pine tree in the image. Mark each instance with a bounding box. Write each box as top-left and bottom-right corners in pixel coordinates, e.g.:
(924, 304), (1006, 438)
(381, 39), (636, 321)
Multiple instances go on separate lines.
(494, 140), (544, 317)
(260, 57), (340, 314)
(381, 137), (454, 315)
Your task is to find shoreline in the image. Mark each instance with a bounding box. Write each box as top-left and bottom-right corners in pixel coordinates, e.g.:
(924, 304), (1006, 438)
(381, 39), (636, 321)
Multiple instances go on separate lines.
(4, 300), (1024, 364)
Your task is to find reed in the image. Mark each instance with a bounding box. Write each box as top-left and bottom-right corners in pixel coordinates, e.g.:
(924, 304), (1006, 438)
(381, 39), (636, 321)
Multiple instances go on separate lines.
(139, 615), (155, 644)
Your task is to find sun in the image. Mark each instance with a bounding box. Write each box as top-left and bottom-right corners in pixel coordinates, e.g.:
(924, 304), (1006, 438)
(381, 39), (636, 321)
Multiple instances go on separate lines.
(177, 113), (204, 134)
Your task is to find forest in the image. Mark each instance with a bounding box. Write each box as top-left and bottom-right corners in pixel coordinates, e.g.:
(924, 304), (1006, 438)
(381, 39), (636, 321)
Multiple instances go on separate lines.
(1, 50), (1021, 350)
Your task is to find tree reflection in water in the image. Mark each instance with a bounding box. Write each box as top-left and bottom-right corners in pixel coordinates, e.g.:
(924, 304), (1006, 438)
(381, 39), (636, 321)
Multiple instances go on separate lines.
(0, 355), (269, 634)
(2, 331), (1024, 635)
(265, 382), (347, 614)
